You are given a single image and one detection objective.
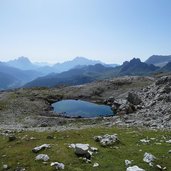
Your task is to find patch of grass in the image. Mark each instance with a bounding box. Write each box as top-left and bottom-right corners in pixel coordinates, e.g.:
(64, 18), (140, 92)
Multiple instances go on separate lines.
(0, 127), (171, 171)
(0, 101), (7, 110)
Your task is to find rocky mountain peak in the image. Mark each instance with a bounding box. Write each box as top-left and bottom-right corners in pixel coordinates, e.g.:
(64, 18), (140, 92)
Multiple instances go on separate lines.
(129, 58), (141, 64)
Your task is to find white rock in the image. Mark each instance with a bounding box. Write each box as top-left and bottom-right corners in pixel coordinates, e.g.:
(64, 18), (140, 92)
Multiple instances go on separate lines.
(3, 164), (8, 169)
(70, 143), (98, 159)
(51, 162), (65, 170)
(69, 144), (75, 148)
(86, 159), (91, 163)
(94, 136), (102, 141)
(143, 152), (156, 163)
(35, 154), (49, 161)
(82, 157), (87, 162)
(75, 144), (89, 155)
(155, 143), (162, 145)
(88, 150), (93, 156)
(125, 160), (132, 166)
(94, 134), (119, 146)
(32, 144), (50, 153)
(149, 162), (153, 167)
(126, 165), (145, 171)
(30, 137), (36, 140)
(82, 157), (91, 163)
(90, 147), (98, 152)
(168, 150), (171, 153)
(93, 162), (99, 167)
(156, 165), (162, 169)
(140, 139), (150, 143)
(166, 140), (171, 143)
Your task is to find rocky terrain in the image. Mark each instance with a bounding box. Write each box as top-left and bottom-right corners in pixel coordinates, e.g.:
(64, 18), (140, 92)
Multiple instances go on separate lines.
(0, 75), (171, 130)
(106, 75), (171, 129)
(0, 75), (171, 171)
(0, 125), (171, 171)
(0, 76), (154, 130)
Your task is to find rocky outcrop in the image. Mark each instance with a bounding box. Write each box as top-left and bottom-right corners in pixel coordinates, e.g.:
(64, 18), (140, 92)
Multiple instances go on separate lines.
(94, 134), (119, 146)
(105, 75), (171, 129)
(106, 96), (137, 115)
(155, 76), (171, 85)
(69, 143), (98, 159)
(127, 92), (142, 105)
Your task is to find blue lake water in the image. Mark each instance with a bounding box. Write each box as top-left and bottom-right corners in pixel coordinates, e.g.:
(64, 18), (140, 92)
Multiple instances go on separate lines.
(52, 99), (114, 118)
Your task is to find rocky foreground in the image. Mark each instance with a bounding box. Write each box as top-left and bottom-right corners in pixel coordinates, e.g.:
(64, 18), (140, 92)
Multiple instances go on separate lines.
(0, 126), (171, 171)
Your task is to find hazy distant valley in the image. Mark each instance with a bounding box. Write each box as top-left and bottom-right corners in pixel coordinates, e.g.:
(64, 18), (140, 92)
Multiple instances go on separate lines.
(1, 55), (171, 90)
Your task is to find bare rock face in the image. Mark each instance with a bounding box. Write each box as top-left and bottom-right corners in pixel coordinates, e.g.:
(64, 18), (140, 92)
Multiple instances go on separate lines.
(111, 99), (136, 115)
(94, 134), (119, 146)
(155, 76), (171, 85)
(107, 75), (171, 129)
(127, 92), (142, 105)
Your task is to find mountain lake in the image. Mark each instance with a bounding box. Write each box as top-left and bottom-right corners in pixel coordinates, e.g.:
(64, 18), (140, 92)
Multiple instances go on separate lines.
(52, 99), (114, 118)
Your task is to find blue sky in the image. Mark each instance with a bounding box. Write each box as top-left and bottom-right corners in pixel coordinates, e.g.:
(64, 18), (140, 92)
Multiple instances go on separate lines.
(0, 0), (171, 64)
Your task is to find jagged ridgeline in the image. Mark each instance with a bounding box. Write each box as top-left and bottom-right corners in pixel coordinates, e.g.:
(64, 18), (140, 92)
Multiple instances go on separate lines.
(1, 56), (171, 89)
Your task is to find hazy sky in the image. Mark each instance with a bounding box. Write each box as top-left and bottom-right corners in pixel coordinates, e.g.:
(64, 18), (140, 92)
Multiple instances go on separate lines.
(0, 0), (171, 64)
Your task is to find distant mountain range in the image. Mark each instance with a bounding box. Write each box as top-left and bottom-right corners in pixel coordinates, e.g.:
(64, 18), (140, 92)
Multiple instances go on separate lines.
(1, 55), (171, 90)
(0, 56), (118, 89)
(0, 62), (42, 90)
(114, 58), (159, 76)
(5, 56), (39, 70)
(159, 62), (171, 72)
(24, 64), (115, 88)
(5, 56), (118, 74)
(145, 55), (171, 67)
(24, 58), (160, 88)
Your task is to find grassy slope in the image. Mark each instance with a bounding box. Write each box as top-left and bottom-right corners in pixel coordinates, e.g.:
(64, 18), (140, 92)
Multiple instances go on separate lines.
(0, 127), (171, 171)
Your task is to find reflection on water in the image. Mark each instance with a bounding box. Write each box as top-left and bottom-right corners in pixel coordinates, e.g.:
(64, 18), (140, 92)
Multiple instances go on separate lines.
(52, 99), (114, 118)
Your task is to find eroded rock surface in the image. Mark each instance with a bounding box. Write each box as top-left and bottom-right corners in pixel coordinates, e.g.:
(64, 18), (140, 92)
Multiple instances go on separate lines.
(94, 134), (119, 146)
(35, 154), (49, 161)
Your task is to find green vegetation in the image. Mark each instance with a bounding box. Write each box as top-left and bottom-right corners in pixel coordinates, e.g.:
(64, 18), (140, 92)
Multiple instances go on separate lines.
(0, 101), (7, 111)
(0, 127), (171, 171)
